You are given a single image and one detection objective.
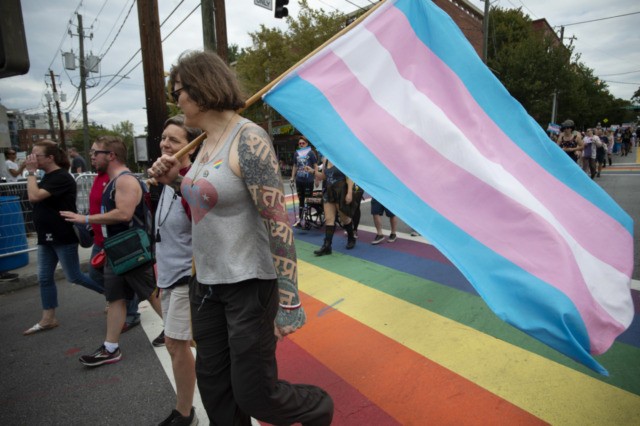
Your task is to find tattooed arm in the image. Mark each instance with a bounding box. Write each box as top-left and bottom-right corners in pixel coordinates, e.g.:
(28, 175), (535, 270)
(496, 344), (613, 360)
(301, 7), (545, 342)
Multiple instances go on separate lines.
(236, 123), (306, 337)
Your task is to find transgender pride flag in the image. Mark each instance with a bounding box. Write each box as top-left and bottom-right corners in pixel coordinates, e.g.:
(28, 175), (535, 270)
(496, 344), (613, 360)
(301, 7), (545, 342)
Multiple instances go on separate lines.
(263, 0), (634, 374)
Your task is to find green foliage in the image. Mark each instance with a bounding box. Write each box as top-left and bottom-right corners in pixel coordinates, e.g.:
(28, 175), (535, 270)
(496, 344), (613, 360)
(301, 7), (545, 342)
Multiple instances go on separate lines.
(632, 87), (640, 104)
(487, 6), (634, 128)
(235, 0), (344, 106)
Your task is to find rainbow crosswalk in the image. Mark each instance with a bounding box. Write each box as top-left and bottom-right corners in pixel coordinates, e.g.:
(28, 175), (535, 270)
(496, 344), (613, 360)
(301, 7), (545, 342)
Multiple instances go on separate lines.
(270, 231), (640, 425)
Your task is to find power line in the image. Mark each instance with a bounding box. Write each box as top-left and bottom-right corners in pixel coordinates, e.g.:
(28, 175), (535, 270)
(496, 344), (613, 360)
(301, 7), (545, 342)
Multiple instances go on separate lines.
(88, 2), (200, 105)
(602, 80), (640, 86)
(560, 11), (640, 27)
(98, 0), (136, 60)
(599, 69), (640, 77)
(97, 0), (134, 54)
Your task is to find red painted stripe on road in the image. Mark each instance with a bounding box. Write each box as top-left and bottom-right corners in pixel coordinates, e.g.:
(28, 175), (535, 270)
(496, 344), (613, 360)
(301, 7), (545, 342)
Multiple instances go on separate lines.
(273, 339), (401, 425)
(288, 292), (547, 425)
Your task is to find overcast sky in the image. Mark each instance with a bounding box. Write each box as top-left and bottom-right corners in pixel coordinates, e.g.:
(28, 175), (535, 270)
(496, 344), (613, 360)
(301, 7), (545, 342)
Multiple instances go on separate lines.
(0, 0), (638, 136)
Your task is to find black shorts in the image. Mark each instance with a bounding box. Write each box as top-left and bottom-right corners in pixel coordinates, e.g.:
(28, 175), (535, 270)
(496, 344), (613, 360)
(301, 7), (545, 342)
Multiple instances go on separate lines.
(324, 180), (356, 218)
(104, 261), (156, 302)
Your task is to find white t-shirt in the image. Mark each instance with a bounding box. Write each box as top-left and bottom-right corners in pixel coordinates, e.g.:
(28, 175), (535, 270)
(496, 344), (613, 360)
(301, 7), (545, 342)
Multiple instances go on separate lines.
(5, 159), (19, 182)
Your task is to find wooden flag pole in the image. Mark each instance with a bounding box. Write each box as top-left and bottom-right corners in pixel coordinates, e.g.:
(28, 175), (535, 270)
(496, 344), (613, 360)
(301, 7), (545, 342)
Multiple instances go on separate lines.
(150, 0), (387, 185)
(240, 0), (387, 112)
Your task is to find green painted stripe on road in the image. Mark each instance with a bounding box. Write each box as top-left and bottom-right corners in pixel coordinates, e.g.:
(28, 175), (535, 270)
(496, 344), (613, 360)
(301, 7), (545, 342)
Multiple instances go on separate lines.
(296, 240), (640, 395)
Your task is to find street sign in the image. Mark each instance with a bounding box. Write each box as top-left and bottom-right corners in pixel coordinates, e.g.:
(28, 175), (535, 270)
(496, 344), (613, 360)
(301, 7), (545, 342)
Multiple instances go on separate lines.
(255, 0), (272, 11)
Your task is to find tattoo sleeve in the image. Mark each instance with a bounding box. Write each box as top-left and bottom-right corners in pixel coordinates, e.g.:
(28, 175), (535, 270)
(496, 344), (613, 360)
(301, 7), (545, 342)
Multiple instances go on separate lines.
(238, 124), (305, 332)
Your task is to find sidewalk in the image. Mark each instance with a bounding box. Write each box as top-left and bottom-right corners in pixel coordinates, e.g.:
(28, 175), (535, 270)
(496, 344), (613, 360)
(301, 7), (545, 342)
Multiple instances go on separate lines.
(0, 245), (93, 295)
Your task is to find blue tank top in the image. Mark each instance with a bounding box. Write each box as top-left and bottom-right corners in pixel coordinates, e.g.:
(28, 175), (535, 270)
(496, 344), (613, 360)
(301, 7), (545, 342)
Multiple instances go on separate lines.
(101, 171), (146, 238)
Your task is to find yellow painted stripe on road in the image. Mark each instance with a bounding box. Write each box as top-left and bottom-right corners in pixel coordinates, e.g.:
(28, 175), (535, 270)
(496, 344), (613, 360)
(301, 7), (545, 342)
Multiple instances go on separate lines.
(298, 260), (640, 425)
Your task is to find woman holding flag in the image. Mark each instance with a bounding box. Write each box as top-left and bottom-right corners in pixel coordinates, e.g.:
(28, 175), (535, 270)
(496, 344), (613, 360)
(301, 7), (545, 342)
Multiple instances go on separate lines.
(148, 50), (333, 426)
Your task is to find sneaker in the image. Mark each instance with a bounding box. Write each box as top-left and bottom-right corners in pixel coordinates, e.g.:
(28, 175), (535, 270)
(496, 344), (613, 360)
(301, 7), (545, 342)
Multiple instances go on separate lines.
(158, 407), (198, 426)
(371, 235), (385, 245)
(79, 345), (122, 367)
(293, 220), (302, 228)
(121, 317), (141, 333)
(0, 272), (18, 281)
(152, 330), (166, 347)
(410, 231), (420, 237)
(387, 233), (397, 243)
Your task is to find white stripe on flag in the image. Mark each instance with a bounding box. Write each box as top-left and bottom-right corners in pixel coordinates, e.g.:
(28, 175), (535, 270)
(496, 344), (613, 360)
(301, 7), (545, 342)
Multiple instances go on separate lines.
(327, 24), (632, 327)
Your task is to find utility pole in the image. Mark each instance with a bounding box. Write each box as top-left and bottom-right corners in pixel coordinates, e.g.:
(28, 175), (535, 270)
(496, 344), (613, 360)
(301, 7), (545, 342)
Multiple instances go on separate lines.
(202, 1), (215, 52)
(201, 0), (228, 62)
(50, 70), (66, 149)
(78, 14), (90, 160)
(137, 0), (166, 165)
(482, 0), (490, 63)
(551, 26), (565, 125)
(46, 101), (56, 139)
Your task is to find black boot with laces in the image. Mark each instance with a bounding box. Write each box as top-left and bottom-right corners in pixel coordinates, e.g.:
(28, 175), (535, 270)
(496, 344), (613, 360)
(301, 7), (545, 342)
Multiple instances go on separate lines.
(314, 240), (332, 256)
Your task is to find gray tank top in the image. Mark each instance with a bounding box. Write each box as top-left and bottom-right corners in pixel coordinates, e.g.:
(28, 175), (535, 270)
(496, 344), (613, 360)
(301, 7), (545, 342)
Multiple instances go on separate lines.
(181, 119), (276, 285)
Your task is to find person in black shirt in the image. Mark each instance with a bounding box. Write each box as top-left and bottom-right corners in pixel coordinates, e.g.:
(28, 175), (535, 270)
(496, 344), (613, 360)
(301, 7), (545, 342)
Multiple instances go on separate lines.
(23, 140), (103, 336)
(68, 147), (87, 173)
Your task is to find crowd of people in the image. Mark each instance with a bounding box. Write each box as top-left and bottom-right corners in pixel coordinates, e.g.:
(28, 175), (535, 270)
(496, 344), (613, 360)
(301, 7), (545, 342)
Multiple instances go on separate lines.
(5, 48), (640, 425)
(554, 119), (637, 179)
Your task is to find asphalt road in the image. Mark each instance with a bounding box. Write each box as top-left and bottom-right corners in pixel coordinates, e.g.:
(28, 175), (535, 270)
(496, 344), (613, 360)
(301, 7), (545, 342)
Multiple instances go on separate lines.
(0, 152), (637, 425)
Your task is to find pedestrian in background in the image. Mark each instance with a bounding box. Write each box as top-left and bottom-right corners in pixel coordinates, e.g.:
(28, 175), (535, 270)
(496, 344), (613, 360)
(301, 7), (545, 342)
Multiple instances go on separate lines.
(23, 140), (103, 336)
(290, 136), (318, 228)
(4, 149), (26, 182)
(370, 198), (398, 244)
(312, 157), (357, 255)
(581, 129), (598, 179)
(556, 119), (583, 163)
(68, 147), (88, 173)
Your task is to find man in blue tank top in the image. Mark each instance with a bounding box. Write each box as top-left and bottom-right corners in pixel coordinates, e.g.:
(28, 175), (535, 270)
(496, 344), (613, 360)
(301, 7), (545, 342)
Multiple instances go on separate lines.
(62, 136), (163, 367)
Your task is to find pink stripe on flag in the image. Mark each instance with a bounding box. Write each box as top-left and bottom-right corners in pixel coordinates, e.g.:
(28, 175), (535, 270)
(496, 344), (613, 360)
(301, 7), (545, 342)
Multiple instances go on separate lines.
(364, 6), (632, 275)
(299, 52), (626, 352)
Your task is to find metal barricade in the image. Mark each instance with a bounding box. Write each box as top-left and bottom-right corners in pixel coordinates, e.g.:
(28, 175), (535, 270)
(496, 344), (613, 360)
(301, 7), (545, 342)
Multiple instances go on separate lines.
(75, 173), (97, 213)
(0, 181), (34, 262)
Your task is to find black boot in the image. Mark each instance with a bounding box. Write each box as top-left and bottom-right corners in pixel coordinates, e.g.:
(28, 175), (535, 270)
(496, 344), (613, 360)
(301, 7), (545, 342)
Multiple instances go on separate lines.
(314, 239), (332, 256)
(344, 222), (356, 249)
(314, 225), (335, 256)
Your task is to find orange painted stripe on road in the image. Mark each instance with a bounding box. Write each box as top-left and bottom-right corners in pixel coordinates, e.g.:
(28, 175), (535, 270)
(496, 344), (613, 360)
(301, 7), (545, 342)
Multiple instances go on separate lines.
(290, 292), (546, 425)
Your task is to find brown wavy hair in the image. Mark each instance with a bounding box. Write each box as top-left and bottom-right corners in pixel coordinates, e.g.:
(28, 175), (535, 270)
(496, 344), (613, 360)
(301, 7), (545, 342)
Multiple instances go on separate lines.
(169, 50), (245, 112)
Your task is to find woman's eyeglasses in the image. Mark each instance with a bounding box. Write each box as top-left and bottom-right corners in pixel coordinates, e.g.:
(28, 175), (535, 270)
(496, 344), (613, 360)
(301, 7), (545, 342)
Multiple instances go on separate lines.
(171, 87), (185, 103)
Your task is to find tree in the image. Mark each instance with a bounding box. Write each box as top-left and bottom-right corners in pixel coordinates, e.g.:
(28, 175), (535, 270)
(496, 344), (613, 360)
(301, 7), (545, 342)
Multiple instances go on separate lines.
(235, 0), (344, 121)
(632, 87), (640, 105)
(487, 6), (634, 128)
(487, 7), (573, 125)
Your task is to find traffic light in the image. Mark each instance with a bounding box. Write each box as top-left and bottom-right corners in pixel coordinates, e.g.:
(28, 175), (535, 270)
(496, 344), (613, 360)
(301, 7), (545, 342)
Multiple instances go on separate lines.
(0, 0), (30, 78)
(274, 0), (289, 19)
